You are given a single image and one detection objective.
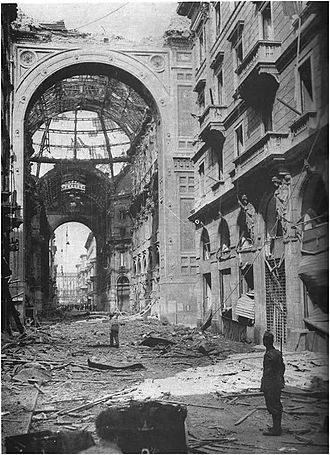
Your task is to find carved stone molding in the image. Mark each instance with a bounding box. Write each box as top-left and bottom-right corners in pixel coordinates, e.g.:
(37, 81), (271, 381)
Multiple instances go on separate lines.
(173, 157), (194, 170)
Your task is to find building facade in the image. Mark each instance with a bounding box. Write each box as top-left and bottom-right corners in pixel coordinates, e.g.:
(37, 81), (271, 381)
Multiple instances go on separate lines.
(178, 1), (328, 350)
(5, 8), (199, 327)
(56, 272), (79, 308)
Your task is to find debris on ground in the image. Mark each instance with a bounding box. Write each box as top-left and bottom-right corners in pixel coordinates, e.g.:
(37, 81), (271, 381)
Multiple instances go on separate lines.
(5, 430), (95, 454)
(1, 314), (328, 454)
(139, 335), (175, 348)
(87, 359), (145, 371)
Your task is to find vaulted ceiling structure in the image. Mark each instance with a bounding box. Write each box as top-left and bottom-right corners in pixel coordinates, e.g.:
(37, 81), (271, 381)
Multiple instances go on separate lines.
(25, 64), (155, 223)
(26, 74), (149, 141)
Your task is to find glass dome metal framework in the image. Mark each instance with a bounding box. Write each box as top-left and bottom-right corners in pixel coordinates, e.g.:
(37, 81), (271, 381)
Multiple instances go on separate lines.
(26, 74), (150, 178)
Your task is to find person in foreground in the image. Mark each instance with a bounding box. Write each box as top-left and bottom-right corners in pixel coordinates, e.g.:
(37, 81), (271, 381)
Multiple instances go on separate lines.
(110, 313), (119, 348)
(260, 331), (285, 436)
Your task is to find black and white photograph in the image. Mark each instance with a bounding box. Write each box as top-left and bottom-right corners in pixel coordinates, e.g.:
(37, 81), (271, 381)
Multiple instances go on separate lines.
(1, 0), (329, 453)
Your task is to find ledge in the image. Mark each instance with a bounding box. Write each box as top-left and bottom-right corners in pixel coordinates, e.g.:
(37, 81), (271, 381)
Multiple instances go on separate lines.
(236, 40), (281, 77)
(233, 131), (289, 166)
(289, 111), (317, 137)
(211, 180), (224, 191)
(193, 77), (206, 93)
(210, 50), (224, 70)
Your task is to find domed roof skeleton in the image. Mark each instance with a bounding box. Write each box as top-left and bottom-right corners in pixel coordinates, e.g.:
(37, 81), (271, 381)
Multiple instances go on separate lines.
(26, 74), (149, 141)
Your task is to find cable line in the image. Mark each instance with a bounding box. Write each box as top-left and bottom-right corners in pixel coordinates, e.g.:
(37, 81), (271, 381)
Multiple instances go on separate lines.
(76, 3), (129, 30)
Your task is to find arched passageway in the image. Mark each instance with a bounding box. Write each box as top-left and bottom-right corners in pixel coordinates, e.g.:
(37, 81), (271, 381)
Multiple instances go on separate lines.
(19, 58), (161, 313)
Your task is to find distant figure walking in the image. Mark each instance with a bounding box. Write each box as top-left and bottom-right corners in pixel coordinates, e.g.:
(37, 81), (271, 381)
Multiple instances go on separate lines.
(110, 314), (119, 348)
(260, 331), (285, 436)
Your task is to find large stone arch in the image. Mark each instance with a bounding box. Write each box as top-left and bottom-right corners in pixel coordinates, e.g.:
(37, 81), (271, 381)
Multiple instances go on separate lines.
(13, 47), (171, 207)
(12, 47), (171, 309)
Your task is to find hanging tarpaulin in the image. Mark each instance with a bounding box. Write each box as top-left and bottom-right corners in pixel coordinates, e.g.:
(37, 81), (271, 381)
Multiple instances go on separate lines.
(298, 250), (328, 311)
(298, 223), (328, 311)
(235, 294), (255, 321)
(304, 305), (329, 334)
(201, 309), (212, 331)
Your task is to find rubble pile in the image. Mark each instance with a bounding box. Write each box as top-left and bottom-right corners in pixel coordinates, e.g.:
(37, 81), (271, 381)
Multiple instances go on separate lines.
(1, 314), (328, 453)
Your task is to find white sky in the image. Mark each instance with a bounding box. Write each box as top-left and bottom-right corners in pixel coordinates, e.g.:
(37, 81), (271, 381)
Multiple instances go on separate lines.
(54, 222), (91, 273)
(18, 1), (179, 41)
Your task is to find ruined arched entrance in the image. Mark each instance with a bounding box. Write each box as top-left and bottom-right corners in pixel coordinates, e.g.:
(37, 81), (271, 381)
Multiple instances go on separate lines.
(12, 48), (169, 313)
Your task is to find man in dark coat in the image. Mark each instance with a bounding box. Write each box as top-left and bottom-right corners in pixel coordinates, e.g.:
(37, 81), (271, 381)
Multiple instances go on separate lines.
(109, 314), (119, 348)
(260, 331), (285, 436)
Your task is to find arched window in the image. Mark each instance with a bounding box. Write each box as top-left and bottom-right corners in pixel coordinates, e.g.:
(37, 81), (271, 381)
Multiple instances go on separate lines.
(117, 275), (130, 312)
(142, 252), (147, 272)
(137, 257), (141, 275)
(148, 248), (153, 269)
(201, 228), (211, 260)
(155, 247), (160, 268)
(133, 258), (137, 275)
(218, 219), (230, 252)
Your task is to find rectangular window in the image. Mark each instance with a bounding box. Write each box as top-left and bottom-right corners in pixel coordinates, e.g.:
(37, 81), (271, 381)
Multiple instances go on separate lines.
(197, 24), (206, 64)
(215, 2), (221, 35)
(197, 88), (205, 114)
(235, 123), (244, 156)
(119, 209), (127, 220)
(219, 268), (232, 310)
(239, 264), (254, 297)
(262, 105), (273, 133)
(211, 145), (223, 181)
(299, 58), (313, 112)
(235, 37), (243, 68)
(203, 273), (212, 314)
(262, 2), (273, 40)
(198, 162), (205, 196)
(217, 70), (224, 105)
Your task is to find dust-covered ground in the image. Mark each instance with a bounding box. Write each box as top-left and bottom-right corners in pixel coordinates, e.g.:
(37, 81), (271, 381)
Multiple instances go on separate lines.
(1, 314), (328, 453)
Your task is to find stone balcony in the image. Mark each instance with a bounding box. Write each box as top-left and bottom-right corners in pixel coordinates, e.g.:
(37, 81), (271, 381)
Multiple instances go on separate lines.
(231, 131), (289, 181)
(235, 40), (281, 105)
(198, 104), (227, 138)
(289, 111), (317, 142)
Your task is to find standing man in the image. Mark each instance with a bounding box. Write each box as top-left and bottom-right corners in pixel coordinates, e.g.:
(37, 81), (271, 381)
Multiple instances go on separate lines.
(110, 314), (119, 348)
(260, 331), (285, 436)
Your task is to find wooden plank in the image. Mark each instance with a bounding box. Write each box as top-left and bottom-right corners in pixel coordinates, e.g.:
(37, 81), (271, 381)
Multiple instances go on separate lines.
(234, 406), (264, 426)
(25, 389), (39, 433)
(156, 399), (224, 410)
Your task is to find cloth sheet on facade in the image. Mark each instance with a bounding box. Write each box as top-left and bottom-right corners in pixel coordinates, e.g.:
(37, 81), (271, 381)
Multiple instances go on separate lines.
(304, 305), (329, 335)
(200, 309), (212, 331)
(298, 222), (328, 311)
(235, 293), (255, 321)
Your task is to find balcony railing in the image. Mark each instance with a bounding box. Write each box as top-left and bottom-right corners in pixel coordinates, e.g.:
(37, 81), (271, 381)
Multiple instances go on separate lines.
(232, 131), (289, 180)
(289, 111), (317, 138)
(236, 40), (281, 80)
(235, 41), (281, 102)
(199, 104), (227, 136)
